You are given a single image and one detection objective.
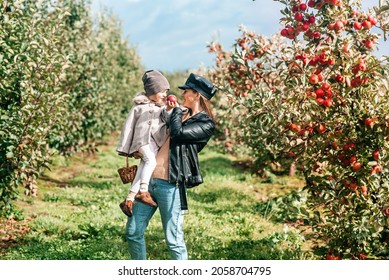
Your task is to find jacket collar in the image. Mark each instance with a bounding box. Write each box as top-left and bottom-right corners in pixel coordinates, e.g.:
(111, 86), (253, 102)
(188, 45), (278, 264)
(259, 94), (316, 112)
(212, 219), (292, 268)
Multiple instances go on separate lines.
(133, 92), (151, 105)
(183, 110), (212, 123)
(133, 92), (164, 107)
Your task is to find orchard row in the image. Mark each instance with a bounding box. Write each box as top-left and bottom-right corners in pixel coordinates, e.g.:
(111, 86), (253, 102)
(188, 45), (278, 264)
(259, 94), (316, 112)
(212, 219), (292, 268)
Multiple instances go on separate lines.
(0, 0), (143, 217)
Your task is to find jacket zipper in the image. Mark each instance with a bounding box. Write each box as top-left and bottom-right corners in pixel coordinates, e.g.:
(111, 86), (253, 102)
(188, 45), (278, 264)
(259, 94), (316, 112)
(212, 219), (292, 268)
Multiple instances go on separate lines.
(176, 147), (181, 188)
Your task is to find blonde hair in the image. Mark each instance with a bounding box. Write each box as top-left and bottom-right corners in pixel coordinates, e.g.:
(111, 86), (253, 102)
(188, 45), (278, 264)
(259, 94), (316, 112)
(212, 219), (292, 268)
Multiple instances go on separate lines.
(199, 95), (214, 120)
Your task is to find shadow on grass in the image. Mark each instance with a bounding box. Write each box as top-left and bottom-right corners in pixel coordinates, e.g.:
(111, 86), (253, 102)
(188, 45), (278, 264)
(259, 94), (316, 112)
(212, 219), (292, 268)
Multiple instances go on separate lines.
(40, 174), (118, 190)
(200, 156), (239, 177)
(190, 187), (251, 203)
(189, 188), (255, 215)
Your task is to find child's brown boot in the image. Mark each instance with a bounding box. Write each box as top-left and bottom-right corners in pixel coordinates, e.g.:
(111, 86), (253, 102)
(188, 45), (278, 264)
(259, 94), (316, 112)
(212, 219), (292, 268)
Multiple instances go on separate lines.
(135, 191), (157, 207)
(119, 200), (133, 217)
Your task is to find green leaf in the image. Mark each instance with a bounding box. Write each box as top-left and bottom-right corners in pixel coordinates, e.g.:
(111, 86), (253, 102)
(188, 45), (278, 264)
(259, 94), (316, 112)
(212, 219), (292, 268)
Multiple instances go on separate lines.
(6, 152), (14, 159)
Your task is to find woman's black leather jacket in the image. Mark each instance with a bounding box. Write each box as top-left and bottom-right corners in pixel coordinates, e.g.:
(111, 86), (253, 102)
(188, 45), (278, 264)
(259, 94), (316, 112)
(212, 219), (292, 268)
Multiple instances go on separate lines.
(168, 107), (215, 210)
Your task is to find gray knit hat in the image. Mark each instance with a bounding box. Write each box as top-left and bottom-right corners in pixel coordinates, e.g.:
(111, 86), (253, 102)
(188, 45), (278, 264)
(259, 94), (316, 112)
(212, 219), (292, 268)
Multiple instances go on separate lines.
(142, 70), (170, 96)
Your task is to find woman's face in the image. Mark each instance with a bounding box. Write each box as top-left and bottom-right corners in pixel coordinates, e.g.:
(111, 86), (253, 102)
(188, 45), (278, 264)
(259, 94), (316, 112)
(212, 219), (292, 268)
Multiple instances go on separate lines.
(182, 88), (199, 107)
(149, 89), (168, 104)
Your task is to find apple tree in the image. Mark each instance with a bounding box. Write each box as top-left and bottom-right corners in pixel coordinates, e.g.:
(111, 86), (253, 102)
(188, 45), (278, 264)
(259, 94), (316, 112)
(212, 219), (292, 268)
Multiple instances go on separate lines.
(0, 0), (142, 218)
(210, 0), (389, 258)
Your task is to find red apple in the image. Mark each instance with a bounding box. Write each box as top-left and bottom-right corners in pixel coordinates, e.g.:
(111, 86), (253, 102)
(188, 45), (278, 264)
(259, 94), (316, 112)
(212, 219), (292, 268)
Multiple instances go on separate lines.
(290, 123), (301, 133)
(354, 21), (362, 30)
(323, 98), (333, 108)
(352, 162), (362, 171)
(373, 150), (380, 161)
(335, 74), (345, 83)
(365, 40), (374, 49)
(349, 156), (357, 163)
(362, 20), (372, 29)
(357, 62), (367, 72)
(287, 27), (295, 35)
(286, 151), (296, 158)
(316, 97), (325, 105)
(371, 165), (382, 175)
(309, 74), (319, 84)
(334, 21), (344, 31)
(313, 31), (321, 39)
(317, 124), (326, 134)
(315, 88), (325, 98)
(309, 56), (319, 66)
(225, 141), (233, 148)
(327, 58), (335, 65)
(361, 186), (368, 196)
(321, 82), (331, 91)
(368, 15), (378, 25)
(167, 95), (177, 103)
(349, 143), (357, 150)
(294, 12), (304, 22)
(349, 182), (358, 192)
(302, 22), (310, 31)
(325, 90), (333, 98)
(326, 253), (341, 260)
(362, 77), (369, 85)
(364, 118), (374, 128)
(351, 77), (362, 88)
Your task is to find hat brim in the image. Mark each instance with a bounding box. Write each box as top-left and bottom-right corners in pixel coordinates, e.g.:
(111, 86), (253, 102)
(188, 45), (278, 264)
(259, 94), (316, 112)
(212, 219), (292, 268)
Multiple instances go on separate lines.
(178, 85), (191, 90)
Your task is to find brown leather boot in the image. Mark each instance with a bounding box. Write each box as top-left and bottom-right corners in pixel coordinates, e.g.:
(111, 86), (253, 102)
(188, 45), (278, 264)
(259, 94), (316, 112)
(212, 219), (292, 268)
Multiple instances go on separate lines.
(135, 191), (157, 207)
(119, 200), (133, 217)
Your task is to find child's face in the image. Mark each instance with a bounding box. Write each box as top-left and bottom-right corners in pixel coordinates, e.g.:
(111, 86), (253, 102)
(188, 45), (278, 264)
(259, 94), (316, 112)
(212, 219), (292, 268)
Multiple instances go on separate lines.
(149, 89), (168, 104)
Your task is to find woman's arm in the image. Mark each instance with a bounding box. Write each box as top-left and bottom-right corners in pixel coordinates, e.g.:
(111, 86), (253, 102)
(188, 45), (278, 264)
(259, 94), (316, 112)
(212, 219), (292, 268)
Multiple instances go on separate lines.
(169, 107), (215, 143)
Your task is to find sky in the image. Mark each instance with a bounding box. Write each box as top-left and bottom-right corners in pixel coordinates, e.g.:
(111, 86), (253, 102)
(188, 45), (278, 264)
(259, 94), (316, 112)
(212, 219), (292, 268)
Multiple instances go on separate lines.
(91, 0), (387, 72)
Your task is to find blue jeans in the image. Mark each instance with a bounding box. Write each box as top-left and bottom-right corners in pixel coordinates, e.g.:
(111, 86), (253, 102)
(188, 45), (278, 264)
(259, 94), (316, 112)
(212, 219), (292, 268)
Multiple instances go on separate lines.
(125, 178), (188, 260)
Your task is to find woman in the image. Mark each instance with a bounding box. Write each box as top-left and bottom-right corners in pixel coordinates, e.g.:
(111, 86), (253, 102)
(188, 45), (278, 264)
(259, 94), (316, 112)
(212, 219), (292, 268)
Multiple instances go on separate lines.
(125, 73), (217, 260)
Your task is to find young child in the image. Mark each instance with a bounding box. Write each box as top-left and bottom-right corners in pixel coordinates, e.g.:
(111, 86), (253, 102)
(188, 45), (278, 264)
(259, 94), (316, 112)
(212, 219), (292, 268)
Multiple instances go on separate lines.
(117, 70), (174, 217)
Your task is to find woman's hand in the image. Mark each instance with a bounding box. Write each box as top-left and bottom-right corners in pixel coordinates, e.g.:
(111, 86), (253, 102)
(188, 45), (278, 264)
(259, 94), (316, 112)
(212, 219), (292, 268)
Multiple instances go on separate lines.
(166, 100), (179, 111)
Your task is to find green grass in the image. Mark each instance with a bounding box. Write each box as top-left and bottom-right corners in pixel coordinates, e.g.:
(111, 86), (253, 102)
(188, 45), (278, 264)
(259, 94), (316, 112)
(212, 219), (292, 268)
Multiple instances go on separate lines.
(0, 144), (314, 260)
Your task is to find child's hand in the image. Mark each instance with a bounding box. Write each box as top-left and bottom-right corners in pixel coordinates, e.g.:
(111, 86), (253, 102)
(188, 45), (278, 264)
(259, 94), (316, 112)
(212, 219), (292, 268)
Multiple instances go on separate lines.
(131, 151), (143, 159)
(118, 151), (129, 157)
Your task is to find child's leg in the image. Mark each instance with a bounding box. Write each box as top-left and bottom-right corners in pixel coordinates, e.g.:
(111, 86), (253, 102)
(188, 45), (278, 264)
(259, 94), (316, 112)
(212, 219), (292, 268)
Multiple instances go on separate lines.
(137, 142), (159, 192)
(127, 160), (145, 201)
(133, 142), (159, 207)
(122, 160), (145, 217)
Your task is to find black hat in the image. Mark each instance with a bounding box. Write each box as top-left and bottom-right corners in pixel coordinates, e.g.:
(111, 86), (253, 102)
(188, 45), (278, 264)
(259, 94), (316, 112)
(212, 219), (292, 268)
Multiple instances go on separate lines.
(178, 73), (217, 100)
